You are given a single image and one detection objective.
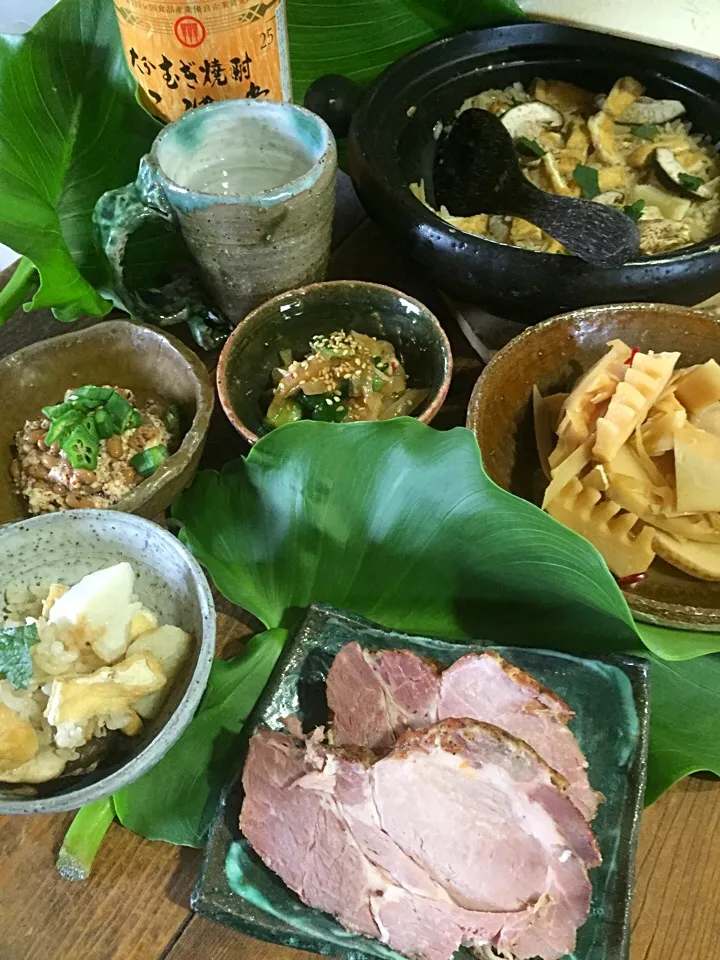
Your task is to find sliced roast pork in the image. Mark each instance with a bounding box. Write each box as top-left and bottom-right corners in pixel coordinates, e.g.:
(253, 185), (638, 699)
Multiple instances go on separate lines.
(327, 641), (439, 751)
(326, 643), (601, 820)
(241, 719), (600, 960)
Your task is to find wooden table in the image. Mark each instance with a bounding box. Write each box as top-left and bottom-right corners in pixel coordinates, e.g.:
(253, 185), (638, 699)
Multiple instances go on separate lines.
(1, 178), (719, 960)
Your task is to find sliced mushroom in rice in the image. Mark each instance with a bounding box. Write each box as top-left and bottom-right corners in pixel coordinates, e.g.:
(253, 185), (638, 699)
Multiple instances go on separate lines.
(617, 97), (687, 125)
(500, 101), (564, 141)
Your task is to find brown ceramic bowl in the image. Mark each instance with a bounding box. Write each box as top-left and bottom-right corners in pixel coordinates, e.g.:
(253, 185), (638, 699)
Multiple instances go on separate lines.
(0, 320), (214, 525)
(217, 280), (453, 444)
(467, 302), (720, 630)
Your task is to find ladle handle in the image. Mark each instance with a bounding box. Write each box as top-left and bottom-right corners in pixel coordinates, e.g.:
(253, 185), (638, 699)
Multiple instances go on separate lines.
(515, 184), (640, 267)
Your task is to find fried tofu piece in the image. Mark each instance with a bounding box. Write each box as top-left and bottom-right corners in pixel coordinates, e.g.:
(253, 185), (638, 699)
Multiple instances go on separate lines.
(533, 79), (596, 114)
(0, 702), (39, 774)
(588, 111), (622, 165)
(628, 141), (657, 169)
(603, 77), (645, 119)
(598, 166), (627, 191)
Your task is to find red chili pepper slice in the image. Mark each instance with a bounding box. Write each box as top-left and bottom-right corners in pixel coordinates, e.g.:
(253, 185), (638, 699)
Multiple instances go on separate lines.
(615, 571), (649, 587)
(624, 347), (640, 366)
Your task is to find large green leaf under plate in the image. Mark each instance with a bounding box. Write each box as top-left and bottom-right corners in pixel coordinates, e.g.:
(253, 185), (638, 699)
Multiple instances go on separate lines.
(195, 604), (649, 960)
(174, 419), (638, 651)
(172, 420), (720, 803)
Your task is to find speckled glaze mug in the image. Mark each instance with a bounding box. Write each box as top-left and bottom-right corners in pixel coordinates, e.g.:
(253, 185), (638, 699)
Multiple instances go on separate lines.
(94, 100), (337, 346)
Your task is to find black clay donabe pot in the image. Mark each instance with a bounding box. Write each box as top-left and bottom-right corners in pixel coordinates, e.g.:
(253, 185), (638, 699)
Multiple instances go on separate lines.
(309, 23), (720, 323)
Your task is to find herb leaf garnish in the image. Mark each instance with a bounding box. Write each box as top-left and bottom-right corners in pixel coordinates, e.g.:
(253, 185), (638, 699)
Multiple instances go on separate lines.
(573, 164), (601, 200)
(515, 137), (546, 157)
(0, 622), (39, 689)
(623, 199), (646, 222)
(679, 172), (705, 192)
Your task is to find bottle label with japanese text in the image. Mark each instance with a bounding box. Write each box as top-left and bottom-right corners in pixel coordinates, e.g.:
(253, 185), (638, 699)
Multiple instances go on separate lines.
(114, 0), (292, 121)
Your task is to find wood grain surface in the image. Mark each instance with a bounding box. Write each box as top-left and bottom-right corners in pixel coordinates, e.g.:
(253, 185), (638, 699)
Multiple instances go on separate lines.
(0, 177), (718, 960)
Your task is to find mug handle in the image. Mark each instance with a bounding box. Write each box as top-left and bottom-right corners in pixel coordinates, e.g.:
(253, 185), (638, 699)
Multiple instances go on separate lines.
(93, 157), (229, 348)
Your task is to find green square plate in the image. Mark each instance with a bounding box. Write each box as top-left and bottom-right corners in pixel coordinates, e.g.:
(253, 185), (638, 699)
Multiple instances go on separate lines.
(193, 603), (649, 960)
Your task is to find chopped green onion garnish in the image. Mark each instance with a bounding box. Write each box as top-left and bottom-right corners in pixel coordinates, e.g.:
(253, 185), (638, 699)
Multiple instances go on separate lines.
(68, 384), (115, 405)
(63, 418), (100, 471)
(46, 410), (83, 448)
(104, 392), (135, 433)
(123, 408), (142, 432)
(42, 401), (72, 420)
(93, 408), (115, 440)
(130, 445), (169, 478)
(42, 385), (144, 450)
(163, 404), (183, 437)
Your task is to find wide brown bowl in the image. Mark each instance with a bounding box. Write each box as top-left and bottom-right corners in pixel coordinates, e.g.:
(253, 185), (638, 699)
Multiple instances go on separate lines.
(217, 280), (453, 444)
(467, 302), (720, 630)
(0, 320), (214, 525)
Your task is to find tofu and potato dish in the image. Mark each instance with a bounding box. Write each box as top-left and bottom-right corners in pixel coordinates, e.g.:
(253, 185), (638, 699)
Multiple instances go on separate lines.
(0, 562), (192, 784)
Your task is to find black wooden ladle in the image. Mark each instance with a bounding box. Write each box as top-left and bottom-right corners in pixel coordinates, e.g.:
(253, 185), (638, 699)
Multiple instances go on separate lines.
(434, 108), (640, 267)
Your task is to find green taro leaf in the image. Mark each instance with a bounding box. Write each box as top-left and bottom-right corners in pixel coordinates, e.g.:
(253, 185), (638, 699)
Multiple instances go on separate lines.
(0, 0), (160, 325)
(113, 629), (286, 847)
(287, 0), (525, 104)
(645, 654), (720, 804)
(636, 622), (720, 661)
(174, 420), (638, 651)
(172, 420), (720, 802)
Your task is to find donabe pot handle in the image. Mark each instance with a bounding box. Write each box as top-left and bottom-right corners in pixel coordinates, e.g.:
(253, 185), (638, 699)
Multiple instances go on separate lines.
(93, 157), (229, 350)
(304, 74), (363, 139)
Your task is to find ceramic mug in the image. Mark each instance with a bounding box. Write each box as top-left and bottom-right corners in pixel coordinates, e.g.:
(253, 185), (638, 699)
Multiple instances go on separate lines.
(94, 99), (337, 346)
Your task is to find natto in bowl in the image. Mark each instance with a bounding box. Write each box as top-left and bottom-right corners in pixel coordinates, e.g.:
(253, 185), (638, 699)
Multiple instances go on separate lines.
(216, 280), (453, 444)
(0, 320), (214, 525)
(467, 302), (720, 630)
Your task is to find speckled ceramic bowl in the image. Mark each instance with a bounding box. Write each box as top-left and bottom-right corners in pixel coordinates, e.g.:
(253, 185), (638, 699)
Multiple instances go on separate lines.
(467, 302), (720, 630)
(0, 510), (215, 814)
(0, 320), (214, 526)
(216, 280), (453, 444)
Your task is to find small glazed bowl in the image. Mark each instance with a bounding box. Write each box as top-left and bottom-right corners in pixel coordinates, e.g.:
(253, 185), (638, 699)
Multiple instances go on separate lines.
(0, 509), (215, 814)
(216, 280), (453, 443)
(467, 302), (720, 630)
(0, 320), (214, 525)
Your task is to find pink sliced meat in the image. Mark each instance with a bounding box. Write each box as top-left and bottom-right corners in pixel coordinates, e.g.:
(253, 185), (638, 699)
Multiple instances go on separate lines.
(438, 652), (603, 820)
(240, 719), (600, 960)
(240, 729), (380, 938)
(326, 642), (440, 751)
(326, 643), (602, 820)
